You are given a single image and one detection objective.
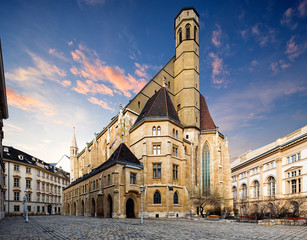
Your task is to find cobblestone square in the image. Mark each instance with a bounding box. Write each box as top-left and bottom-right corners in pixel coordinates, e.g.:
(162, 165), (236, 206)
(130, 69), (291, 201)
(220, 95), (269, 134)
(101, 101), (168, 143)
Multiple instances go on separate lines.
(0, 216), (306, 240)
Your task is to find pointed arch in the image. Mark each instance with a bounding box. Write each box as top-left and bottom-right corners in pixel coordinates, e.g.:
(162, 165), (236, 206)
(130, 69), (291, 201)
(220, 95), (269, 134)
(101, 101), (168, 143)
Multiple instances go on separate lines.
(202, 141), (210, 193)
(186, 24), (191, 39)
(173, 191), (179, 204)
(153, 190), (161, 204)
(178, 28), (182, 44)
(194, 26), (198, 41)
(152, 126), (156, 136)
(157, 126), (161, 136)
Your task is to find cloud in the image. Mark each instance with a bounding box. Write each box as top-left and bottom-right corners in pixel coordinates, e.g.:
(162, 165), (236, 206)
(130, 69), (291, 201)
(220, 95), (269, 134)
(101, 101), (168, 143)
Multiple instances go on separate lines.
(134, 63), (149, 78)
(6, 88), (55, 117)
(209, 52), (229, 87)
(48, 48), (69, 61)
(212, 25), (222, 47)
(60, 80), (72, 87)
(88, 97), (114, 111)
(73, 79), (113, 96)
(68, 41), (73, 46)
(280, 8), (298, 30)
(270, 60), (290, 74)
(251, 23), (276, 47)
(70, 44), (147, 97)
(78, 0), (106, 6)
(285, 36), (307, 61)
(284, 86), (306, 95)
(6, 51), (66, 84)
(298, 0), (307, 17)
(251, 60), (258, 66)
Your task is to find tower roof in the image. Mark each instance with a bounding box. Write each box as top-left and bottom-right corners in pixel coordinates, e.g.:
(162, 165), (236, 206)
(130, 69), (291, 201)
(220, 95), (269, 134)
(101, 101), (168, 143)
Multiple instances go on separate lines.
(71, 127), (78, 148)
(133, 87), (181, 128)
(200, 94), (216, 130)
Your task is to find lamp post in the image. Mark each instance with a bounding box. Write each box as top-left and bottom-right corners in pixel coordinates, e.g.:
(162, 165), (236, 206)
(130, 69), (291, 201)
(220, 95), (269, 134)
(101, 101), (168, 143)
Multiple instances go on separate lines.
(22, 196), (25, 219)
(140, 184), (144, 224)
(24, 189), (28, 223)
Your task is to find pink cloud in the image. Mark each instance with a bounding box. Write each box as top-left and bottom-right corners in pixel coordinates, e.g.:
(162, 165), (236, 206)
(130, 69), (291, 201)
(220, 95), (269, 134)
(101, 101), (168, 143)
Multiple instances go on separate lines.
(73, 80), (113, 96)
(270, 62), (278, 74)
(68, 41), (73, 46)
(70, 44), (147, 97)
(61, 80), (72, 87)
(48, 48), (69, 61)
(270, 60), (290, 74)
(88, 97), (114, 111)
(298, 0), (307, 17)
(212, 25), (222, 47)
(285, 36), (307, 61)
(209, 52), (229, 87)
(251, 23), (276, 47)
(134, 62), (149, 78)
(7, 88), (55, 116)
(285, 86), (306, 95)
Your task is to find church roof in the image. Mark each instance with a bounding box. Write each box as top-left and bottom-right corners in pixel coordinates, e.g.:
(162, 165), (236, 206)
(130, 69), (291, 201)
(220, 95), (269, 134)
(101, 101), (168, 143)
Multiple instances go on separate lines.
(200, 94), (216, 131)
(66, 143), (142, 189)
(133, 87), (181, 128)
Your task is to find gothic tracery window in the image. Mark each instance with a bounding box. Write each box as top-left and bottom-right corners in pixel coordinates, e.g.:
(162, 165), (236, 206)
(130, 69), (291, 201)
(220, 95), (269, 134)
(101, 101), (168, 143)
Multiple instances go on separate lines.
(202, 142), (210, 193)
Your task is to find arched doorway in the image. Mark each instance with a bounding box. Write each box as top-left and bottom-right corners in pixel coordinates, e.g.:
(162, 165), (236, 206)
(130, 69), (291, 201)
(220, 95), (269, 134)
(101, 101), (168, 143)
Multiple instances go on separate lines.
(81, 200), (84, 216)
(97, 195), (104, 217)
(73, 202), (77, 215)
(107, 195), (113, 218)
(48, 205), (52, 215)
(126, 198), (135, 218)
(67, 203), (70, 215)
(91, 198), (96, 217)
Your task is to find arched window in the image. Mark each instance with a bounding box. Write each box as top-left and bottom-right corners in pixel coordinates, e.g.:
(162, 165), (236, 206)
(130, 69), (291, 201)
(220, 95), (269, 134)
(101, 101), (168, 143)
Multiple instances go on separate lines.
(173, 191), (179, 204)
(186, 24), (191, 39)
(176, 130), (178, 139)
(242, 184), (247, 200)
(152, 126), (156, 136)
(194, 26), (197, 41)
(268, 176), (275, 196)
(178, 28), (182, 44)
(232, 186), (237, 200)
(253, 181), (260, 198)
(202, 143), (210, 193)
(173, 129), (175, 137)
(153, 191), (161, 204)
(157, 126), (161, 136)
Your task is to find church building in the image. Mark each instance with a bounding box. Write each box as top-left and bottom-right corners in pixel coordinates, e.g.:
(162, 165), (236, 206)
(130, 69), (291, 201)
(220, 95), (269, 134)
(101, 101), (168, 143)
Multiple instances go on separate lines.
(63, 7), (232, 218)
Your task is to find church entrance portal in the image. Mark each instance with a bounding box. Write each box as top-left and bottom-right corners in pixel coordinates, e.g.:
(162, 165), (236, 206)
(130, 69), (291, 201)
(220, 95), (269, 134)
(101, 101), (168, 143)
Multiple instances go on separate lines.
(126, 198), (135, 218)
(107, 195), (113, 218)
(91, 198), (96, 217)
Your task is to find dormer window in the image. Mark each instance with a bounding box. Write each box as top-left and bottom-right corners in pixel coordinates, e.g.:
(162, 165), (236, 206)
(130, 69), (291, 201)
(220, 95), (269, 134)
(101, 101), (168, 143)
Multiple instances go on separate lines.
(3, 147), (8, 152)
(18, 155), (24, 160)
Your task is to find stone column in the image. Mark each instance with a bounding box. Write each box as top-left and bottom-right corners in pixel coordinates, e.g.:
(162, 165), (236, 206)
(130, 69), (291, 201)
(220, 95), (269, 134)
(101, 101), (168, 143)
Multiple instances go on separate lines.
(275, 157), (282, 197)
(259, 165), (264, 199)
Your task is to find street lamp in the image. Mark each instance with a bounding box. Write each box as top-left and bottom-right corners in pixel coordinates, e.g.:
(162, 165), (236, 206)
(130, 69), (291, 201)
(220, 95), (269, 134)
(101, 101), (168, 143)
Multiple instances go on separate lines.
(24, 189), (28, 223)
(140, 184), (144, 224)
(22, 196), (26, 219)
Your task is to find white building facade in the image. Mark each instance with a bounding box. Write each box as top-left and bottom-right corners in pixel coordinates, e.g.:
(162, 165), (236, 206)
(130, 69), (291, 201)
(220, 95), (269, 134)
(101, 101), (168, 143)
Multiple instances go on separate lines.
(3, 146), (69, 216)
(231, 125), (307, 217)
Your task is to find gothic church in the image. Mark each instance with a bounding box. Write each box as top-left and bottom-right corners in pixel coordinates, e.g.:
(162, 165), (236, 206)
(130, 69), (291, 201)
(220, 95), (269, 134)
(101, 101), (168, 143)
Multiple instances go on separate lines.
(63, 7), (232, 218)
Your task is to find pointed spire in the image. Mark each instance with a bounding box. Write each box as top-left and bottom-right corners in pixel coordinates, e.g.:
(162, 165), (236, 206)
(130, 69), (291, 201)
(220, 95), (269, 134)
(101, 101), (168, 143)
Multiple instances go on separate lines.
(71, 127), (78, 149)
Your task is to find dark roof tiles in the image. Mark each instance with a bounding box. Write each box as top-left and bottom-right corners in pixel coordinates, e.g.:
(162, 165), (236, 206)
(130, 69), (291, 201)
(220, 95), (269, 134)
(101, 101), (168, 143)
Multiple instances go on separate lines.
(199, 94), (216, 130)
(133, 87), (180, 127)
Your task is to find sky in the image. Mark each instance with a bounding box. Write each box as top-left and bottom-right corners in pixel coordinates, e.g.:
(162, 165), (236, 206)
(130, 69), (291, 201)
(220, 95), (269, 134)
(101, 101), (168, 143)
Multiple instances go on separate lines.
(1, 0), (307, 166)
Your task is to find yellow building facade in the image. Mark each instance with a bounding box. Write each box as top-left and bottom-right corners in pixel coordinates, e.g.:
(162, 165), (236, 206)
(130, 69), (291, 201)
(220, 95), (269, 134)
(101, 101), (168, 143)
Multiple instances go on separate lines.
(63, 7), (232, 218)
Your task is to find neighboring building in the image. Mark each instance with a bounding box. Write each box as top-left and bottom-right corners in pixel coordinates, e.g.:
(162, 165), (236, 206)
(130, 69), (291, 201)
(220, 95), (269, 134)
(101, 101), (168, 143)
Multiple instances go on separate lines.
(63, 7), (232, 219)
(231, 125), (307, 217)
(0, 40), (9, 219)
(3, 146), (70, 216)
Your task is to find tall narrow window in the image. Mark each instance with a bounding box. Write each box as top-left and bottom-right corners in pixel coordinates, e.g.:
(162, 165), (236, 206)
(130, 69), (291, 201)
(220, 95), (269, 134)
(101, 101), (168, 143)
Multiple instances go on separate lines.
(194, 26), (197, 41)
(153, 191), (161, 204)
(254, 181), (260, 198)
(242, 184), (247, 200)
(173, 165), (178, 179)
(157, 126), (161, 136)
(173, 129), (175, 137)
(186, 24), (190, 39)
(233, 186), (237, 200)
(291, 179), (297, 193)
(153, 164), (161, 178)
(268, 176), (276, 196)
(178, 28), (182, 44)
(173, 192), (179, 204)
(152, 126), (156, 136)
(202, 143), (210, 193)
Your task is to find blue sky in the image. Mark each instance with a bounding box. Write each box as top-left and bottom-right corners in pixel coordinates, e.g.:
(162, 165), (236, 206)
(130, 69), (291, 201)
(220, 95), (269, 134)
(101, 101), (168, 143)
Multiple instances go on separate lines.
(1, 0), (307, 164)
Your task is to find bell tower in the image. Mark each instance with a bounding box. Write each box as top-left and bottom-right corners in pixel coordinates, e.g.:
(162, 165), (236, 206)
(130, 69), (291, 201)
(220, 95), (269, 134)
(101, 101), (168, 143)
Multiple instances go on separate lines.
(70, 127), (78, 182)
(174, 7), (200, 133)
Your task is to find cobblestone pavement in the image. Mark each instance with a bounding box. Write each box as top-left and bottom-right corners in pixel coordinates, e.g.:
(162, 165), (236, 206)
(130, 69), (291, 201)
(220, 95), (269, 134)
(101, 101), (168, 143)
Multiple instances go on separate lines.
(0, 216), (306, 240)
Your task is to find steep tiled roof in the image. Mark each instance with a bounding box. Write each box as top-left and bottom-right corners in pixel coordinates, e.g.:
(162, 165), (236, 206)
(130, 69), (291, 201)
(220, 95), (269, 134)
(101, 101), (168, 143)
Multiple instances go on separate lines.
(66, 143), (141, 189)
(133, 87), (181, 127)
(200, 94), (216, 130)
(2, 146), (68, 175)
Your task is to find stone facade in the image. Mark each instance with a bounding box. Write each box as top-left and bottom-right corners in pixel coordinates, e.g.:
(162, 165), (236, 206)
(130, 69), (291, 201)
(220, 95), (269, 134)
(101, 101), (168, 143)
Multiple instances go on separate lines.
(3, 146), (70, 216)
(63, 7), (232, 218)
(231, 125), (307, 217)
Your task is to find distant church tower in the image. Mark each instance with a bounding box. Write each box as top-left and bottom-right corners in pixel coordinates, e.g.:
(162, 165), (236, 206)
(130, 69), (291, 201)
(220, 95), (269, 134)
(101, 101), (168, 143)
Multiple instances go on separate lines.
(174, 8), (200, 130)
(70, 127), (78, 182)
